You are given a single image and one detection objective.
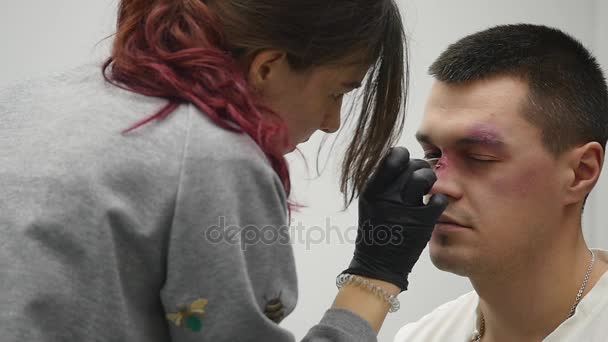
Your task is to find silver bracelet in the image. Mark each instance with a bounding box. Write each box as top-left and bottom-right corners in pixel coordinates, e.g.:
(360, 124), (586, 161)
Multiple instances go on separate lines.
(336, 273), (401, 313)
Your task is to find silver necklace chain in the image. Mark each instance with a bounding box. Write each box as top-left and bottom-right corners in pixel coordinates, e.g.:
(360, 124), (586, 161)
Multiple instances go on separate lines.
(472, 250), (596, 342)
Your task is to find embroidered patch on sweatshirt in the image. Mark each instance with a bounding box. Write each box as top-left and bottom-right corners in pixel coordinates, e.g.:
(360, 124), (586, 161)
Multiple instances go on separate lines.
(166, 298), (208, 332)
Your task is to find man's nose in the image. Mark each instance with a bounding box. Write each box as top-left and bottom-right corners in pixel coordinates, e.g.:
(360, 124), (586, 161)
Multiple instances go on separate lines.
(428, 169), (462, 201)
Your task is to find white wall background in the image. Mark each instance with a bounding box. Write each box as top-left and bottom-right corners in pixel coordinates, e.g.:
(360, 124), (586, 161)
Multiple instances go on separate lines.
(286, 1), (607, 341)
(1, 1), (605, 341)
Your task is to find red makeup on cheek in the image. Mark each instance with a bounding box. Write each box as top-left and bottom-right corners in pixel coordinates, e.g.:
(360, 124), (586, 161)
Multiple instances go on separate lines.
(490, 162), (542, 197)
(434, 154), (450, 176)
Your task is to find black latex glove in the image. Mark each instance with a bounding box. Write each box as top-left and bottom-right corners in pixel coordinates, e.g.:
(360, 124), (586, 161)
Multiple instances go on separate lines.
(341, 147), (448, 291)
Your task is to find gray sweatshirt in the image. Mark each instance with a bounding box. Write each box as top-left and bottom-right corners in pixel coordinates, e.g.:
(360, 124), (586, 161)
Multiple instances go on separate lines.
(0, 64), (377, 342)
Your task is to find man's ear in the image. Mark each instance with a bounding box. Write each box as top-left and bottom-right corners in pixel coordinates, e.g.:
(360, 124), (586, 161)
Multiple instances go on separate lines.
(563, 142), (604, 205)
(247, 50), (288, 94)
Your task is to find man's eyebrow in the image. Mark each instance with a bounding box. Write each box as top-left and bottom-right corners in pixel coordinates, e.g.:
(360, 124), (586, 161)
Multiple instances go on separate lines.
(415, 131), (506, 148)
(461, 128), (505, 147)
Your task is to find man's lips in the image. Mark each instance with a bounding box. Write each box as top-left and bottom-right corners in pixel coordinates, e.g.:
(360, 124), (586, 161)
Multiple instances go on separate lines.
(436, 214), (472, 229)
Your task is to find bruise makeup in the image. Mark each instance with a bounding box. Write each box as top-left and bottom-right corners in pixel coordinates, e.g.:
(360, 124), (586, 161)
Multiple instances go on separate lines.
(416, 122), (508, 170)
(419, 123), (507, 204)
(464, 123), (506, 150)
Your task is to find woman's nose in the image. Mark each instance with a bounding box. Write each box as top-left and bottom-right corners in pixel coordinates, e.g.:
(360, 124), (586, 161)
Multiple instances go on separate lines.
(320, 100), (342, 133)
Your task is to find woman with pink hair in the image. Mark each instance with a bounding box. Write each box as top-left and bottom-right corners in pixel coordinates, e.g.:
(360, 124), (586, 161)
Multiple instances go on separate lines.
(0, 1), (446, 341)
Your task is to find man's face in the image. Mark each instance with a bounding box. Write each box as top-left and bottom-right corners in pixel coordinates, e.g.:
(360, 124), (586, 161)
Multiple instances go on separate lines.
(417, 76), (570, 277)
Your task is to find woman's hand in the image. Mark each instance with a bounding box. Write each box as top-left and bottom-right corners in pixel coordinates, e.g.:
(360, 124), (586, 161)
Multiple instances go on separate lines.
(342, 147), (448, 291)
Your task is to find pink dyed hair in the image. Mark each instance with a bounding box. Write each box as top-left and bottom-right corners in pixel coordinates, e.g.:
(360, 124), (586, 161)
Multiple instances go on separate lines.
(102, 0), (291, 196)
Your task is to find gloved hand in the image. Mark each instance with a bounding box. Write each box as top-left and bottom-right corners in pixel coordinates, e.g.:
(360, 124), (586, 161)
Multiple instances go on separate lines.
(341, 147), (448, 291)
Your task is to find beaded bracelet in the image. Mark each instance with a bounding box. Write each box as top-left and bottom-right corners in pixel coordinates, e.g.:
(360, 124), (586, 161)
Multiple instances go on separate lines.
(335, 273), (401, 313)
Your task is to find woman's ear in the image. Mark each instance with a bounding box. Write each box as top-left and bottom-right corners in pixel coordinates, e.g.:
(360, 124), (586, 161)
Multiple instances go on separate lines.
(247, 50), (288, 94)
(563, 142), (604, 205)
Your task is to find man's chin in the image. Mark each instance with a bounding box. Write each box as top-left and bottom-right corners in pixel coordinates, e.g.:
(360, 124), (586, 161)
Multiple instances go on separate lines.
(429, 244), (473, 277)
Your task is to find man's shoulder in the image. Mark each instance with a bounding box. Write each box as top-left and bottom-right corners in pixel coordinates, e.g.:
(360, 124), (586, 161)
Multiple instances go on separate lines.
(394, 291), (479, 342)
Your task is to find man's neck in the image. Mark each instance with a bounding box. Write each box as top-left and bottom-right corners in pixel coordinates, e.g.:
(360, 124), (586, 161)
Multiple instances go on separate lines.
(470, 232), (608, 342)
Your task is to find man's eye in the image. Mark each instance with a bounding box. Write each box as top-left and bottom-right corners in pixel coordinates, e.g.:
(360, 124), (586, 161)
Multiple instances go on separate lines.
(468, 155), (497, 162)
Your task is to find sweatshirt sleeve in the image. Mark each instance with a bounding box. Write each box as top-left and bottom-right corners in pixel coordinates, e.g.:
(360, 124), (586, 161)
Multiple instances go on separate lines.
(160, 110), (376, 342)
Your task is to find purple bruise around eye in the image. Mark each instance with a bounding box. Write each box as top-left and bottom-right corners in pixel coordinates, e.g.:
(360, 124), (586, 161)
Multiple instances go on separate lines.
(468, 123), (505, 147)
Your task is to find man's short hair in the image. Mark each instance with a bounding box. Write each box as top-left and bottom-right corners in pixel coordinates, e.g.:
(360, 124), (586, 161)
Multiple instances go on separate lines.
(429, 24), (608, 156)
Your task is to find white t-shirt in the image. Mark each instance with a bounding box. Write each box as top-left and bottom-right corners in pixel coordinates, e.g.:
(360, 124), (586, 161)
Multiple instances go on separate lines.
(394, 249), (608, 342)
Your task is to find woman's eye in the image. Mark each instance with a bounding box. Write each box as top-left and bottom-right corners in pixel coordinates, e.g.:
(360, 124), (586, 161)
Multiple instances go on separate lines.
(331, 93), (344, 101)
